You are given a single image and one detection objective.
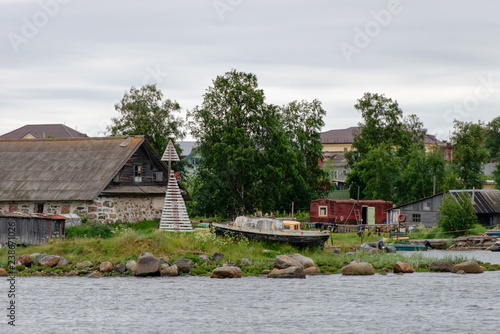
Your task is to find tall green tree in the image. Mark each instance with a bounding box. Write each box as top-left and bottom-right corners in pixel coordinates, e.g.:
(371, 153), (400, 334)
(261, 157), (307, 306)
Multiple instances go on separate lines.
(187, 70), (329, 217)
(399, 146), (446, 204)
(451, 120), (488, 189)
(108, 84), (185, 155)
(485, 116), (500, 160)
(438, 192), (477, 237)
(345, 92), (427, 203)
(280, 99), (330, 194)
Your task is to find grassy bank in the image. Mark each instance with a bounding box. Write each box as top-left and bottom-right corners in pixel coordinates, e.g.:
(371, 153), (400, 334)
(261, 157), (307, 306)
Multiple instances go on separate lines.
(1, 220), (498, 277)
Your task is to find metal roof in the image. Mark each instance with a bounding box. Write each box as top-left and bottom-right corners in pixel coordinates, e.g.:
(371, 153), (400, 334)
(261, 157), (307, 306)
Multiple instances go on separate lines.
(0, 124), (87, 139)
(0, 136), (144, 201)
(450, 190), (500, 214)
(0, 212), (67, 220)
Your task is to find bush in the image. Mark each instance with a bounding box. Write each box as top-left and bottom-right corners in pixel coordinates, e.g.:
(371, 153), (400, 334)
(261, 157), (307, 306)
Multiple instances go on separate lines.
(438, 192), (477, 237)
(65, 223), (112, 239)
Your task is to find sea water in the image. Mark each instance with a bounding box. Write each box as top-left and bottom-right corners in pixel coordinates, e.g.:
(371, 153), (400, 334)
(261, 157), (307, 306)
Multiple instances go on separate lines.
(1, 270), (499, 333)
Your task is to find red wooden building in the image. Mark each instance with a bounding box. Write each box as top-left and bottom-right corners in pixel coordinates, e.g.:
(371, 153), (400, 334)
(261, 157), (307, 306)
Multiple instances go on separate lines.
(310, 199), (393, 225)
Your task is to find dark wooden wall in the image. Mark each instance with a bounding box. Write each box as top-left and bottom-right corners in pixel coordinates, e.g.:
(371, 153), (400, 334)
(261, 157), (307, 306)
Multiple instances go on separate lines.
(111, 145), (168, 186)
(0, 217), (65, 245)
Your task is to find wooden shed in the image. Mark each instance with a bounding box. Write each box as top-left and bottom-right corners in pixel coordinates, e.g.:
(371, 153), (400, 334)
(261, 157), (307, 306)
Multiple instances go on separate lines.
(385, 189), (500, 227)
(0, 212), (66, 246)
(310, 199), (393, 225)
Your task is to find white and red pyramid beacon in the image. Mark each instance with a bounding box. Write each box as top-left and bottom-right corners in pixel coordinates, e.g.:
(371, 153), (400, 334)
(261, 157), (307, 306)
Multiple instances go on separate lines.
(158, 140), (192, 231)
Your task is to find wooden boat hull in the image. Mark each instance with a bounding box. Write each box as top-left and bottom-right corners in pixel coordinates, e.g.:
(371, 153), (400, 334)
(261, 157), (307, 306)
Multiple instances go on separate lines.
(213, 224), (330, 248)
(387, 243), (427, 251)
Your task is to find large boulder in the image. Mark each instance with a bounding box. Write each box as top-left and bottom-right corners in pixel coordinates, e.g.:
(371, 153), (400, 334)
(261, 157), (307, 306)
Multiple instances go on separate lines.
(56, 257), (70, 267)
(341, 262), (375, 275)
(274, 255), (304, 269)
(100, 261), (113, 273)
(430, 261), (453, 272)
(87, 271), (100, 278)
(267, 266), (306, 279)
(289, 254), (315, 269)
(161, 264), (179, 277)
(16, 254), (34, 267)
(114, 263), (127, 274)
(452, 261), (483, 274)
(133, 253), (161, 277)
(0, 268), (8, 276)
(304, 266), (321, 275)
(393, 261), (415, 274)
(125, 260), (137, 272)
(76, 261), (93, 268)
(39, 255), (60, 268)
(31, 253), (47, 263)
(210, 266), (242, 278)
(173, 259), (194, 274)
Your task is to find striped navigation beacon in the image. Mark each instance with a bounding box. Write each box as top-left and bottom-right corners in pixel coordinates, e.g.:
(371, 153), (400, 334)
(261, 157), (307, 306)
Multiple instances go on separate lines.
(158, 140), (193, 231)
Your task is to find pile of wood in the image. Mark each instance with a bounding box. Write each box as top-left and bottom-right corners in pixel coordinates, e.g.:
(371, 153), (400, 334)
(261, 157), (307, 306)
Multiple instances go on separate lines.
(448, 236), (500, 250)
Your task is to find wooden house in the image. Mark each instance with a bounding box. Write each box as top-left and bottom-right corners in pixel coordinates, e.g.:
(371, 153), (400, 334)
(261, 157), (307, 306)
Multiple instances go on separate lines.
(0, 136), (190, 223)
(310, 199), (393, 225)
(385, 190), (500, 227)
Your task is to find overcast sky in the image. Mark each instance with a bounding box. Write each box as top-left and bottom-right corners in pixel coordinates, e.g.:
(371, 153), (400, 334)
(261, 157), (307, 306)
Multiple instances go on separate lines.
(1, 0), (499, 141)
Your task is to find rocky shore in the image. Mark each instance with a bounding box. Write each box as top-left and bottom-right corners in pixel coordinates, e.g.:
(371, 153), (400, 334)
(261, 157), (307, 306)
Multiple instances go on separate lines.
(1, 250), (498, 279)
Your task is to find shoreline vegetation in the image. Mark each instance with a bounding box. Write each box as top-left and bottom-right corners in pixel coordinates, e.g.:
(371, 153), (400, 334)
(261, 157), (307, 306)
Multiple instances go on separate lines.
(1, 220), (499, 278)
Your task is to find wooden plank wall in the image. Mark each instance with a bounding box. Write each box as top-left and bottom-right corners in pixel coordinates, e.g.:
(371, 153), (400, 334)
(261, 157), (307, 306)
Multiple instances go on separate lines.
(0, 217), (65, 245)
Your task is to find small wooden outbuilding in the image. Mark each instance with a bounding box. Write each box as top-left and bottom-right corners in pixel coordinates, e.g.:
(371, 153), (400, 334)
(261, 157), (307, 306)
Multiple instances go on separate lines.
(0, 212), (66, 246)
(310, 199), (393, 225)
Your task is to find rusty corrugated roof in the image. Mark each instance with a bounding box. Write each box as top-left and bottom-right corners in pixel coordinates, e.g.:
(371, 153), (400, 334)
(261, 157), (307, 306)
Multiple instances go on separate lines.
(0, 212), (67, 220)
(0, 136), (144, 201)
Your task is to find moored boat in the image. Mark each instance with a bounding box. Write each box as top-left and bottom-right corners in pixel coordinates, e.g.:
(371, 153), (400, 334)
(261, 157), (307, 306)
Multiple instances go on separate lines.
(212, 216), (330, 248)
(485, 230), (500, 236)
(385, 242), (427, 251)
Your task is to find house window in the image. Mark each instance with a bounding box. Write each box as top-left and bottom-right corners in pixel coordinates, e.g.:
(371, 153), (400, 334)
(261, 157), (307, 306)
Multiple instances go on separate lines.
(154, 172), (163, 181)
(35, 203), (44, 213)
(412, 214), (421, 223)
(334, 170), (338, 179)
(134, 165), (142, 182)
(343, 169), (347, 176)
(319, 206), (328, 217)
(191, 158), (199, 165)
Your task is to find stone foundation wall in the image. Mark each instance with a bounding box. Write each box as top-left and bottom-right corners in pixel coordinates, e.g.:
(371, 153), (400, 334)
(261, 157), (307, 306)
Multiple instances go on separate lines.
(0, 195), (166, 223)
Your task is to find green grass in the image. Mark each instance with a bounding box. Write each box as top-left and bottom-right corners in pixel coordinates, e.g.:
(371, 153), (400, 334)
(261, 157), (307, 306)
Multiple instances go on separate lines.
(2, 220), (499, 276)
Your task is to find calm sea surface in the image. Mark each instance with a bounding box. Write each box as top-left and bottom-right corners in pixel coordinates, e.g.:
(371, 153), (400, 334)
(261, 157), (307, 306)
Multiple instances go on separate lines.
(2, 262), (500, 334)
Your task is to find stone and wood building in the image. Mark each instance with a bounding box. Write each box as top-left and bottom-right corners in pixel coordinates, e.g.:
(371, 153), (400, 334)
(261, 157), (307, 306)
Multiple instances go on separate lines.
(0, 136), (190, 223)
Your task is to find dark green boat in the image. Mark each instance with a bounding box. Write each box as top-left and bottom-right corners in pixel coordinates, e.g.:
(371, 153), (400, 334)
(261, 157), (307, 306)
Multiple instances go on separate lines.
(386, 242), (427, 251)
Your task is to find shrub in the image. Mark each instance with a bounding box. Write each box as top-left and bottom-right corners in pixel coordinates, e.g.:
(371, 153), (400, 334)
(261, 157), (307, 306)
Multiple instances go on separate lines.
(438, 192), (477, 237)
(65, 223), (112, 239)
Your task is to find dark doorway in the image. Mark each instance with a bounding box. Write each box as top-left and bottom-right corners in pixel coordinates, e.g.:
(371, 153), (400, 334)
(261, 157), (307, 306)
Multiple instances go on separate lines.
(361, 206), (367, 225)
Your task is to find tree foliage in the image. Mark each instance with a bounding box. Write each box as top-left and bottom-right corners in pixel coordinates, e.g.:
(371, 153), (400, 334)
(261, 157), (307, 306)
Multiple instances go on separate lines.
(108, 84), (185, 155)
(187, 70), (329, 217)
(345, 92), (431, 205)
(484, 116), (500, 160)
(399, 146), (446, 204)
(438, 192), (477, 236)
(451, 120), (488, 189)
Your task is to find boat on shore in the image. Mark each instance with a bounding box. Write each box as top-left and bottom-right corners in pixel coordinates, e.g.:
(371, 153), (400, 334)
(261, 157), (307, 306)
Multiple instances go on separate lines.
(385, 242), (428, 251)
(212, 216), (330, 248)
(485, 230), (500, 237)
